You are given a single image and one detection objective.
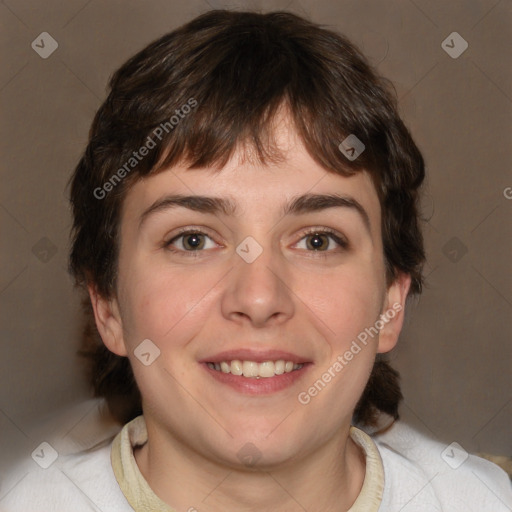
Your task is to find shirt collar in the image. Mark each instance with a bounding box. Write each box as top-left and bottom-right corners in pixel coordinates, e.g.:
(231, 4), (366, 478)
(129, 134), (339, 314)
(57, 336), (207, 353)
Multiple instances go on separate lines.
(111, 416), (384, 512)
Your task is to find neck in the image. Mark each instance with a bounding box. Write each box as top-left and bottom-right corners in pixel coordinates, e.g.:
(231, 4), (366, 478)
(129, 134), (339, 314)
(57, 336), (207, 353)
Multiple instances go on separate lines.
(134, 423), (366, 512)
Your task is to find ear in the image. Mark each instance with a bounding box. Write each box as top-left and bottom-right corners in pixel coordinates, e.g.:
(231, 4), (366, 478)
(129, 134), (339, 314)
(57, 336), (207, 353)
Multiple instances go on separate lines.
(87, 284), (127, 357)
(377, 273), (411, 354)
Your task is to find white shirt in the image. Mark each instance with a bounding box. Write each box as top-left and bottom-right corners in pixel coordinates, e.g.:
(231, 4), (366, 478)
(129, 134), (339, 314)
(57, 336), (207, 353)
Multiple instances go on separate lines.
(2, 415), (511, 512)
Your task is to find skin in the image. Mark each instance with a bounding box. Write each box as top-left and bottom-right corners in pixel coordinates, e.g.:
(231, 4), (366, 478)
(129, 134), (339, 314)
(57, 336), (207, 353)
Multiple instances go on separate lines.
(89, 112), (410, 512)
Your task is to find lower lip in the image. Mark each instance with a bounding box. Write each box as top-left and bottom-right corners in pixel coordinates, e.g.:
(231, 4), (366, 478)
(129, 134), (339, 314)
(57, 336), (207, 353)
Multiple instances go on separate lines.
(202, 363), (312, 395)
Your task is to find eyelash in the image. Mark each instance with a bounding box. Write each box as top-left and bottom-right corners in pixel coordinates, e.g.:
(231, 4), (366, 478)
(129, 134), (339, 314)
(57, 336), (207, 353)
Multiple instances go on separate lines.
(164, 227), (349, 258)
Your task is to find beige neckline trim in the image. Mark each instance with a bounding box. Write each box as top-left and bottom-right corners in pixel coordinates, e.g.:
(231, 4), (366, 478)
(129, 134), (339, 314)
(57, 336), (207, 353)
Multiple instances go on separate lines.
(111, 416), (384, 512)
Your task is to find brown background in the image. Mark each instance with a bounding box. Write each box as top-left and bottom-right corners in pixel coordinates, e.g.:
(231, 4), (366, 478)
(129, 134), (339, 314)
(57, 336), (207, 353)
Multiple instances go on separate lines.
(1, 0), (511, 471)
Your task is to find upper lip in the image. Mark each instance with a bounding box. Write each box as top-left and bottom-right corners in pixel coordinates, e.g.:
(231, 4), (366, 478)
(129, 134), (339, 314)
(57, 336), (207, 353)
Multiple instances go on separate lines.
(199, 349), (312, 364)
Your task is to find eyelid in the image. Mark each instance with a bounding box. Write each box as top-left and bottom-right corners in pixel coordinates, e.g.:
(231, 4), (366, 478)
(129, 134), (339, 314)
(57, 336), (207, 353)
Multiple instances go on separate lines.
(166, 226), (217, 240)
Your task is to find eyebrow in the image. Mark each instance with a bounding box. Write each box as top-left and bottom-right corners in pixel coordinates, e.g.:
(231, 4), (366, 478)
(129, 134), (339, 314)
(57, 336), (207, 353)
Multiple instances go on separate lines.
(138, 193), (371, 233)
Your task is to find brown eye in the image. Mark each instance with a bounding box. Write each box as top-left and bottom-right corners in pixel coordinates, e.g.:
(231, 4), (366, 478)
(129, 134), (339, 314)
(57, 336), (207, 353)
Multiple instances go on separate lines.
(295, 229), (348, 253)
(182, 233), (205, 250)
(305, 233), (330, 251)
(165, 230), (217, 253)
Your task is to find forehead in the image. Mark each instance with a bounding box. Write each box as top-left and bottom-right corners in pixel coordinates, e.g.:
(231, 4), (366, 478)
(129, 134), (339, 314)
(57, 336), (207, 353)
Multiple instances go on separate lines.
(121, 112), (381, 229)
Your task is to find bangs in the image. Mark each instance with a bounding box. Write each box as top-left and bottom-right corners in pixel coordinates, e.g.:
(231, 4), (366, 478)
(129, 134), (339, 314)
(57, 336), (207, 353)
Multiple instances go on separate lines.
(103, 11), (391, 183)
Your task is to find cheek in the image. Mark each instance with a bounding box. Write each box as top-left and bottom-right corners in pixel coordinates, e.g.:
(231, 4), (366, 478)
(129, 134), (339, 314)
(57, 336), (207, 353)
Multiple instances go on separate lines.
(118, 256), (228, 351)
(300, 264), (384, 349)
(296, 268), (383, 419)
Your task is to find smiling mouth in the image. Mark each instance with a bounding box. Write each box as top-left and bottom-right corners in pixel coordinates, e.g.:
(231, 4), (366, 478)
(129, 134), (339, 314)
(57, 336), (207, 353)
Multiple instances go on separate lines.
(206, 360), (304, 379)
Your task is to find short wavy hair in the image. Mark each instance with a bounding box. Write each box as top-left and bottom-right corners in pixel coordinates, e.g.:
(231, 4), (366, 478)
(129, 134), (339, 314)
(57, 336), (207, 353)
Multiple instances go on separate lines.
(69, 10), (425, 427)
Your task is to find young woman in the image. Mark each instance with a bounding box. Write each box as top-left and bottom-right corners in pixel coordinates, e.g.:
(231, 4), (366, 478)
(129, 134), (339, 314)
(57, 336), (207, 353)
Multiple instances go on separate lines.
(4, 9), (511, 512)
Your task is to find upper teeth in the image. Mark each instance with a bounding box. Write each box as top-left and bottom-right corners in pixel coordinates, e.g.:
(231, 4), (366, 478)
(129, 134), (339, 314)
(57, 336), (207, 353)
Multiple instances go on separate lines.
(207, 360), (303, 378)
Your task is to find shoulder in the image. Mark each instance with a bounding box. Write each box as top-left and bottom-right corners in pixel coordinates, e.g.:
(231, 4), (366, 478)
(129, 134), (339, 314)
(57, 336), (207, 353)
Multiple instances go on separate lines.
(372, 421), (512, 511)
(0, 442), (132, 512)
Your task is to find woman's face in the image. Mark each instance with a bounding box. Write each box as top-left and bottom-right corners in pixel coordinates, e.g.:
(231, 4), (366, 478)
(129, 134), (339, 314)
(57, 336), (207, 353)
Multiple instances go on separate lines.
(95, 117), (408, 468)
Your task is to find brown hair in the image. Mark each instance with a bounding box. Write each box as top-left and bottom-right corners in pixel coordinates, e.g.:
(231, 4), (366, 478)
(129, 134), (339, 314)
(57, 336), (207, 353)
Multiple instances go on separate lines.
(69, 10), (425, 427)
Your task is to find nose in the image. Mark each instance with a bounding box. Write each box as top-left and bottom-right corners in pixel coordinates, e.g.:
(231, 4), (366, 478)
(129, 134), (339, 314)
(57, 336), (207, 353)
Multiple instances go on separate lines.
(220, 241), (295, 328)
